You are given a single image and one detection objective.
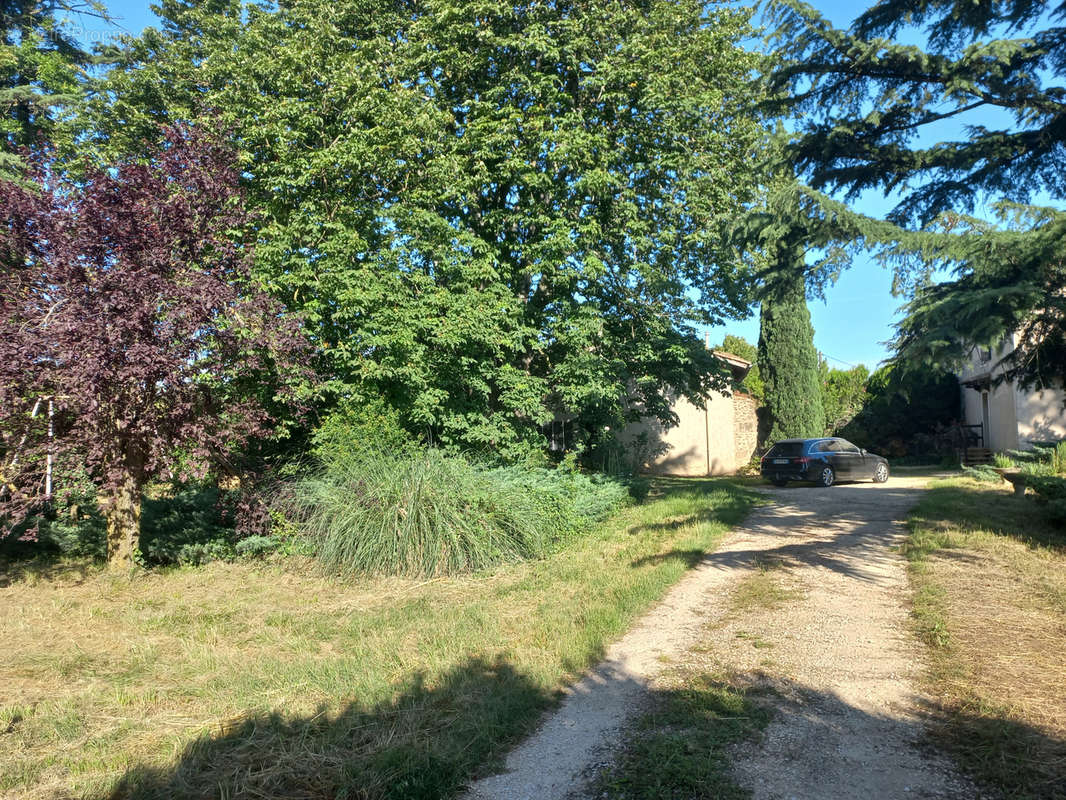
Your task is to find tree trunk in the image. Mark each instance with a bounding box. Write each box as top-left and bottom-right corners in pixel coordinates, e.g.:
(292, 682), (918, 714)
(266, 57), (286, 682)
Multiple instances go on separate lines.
(101, 468), (143, 566)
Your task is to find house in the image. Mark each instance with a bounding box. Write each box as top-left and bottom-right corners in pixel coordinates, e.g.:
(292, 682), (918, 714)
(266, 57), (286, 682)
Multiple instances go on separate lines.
(958, 334), (1066, 451)
(621, 350), (758, 476)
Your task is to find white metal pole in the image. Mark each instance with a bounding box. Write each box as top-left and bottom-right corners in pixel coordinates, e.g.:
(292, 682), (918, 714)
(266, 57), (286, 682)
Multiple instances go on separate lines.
(45, 399), (54, 499)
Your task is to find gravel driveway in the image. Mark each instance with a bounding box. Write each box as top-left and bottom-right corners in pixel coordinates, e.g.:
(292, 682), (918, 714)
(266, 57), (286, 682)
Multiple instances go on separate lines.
(463, 474), (982, 800)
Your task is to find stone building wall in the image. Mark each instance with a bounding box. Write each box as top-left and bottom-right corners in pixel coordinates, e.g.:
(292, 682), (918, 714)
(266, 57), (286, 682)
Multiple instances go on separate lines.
(733, 392), (759, 469)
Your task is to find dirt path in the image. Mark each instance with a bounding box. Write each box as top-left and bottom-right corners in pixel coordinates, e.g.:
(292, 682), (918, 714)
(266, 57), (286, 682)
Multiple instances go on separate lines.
(463, 475), (980, 800)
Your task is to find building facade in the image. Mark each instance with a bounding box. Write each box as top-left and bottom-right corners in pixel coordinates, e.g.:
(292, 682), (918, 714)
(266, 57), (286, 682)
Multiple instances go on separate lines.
(621, 351), (759, 476)
(958, 334), (1066, 451)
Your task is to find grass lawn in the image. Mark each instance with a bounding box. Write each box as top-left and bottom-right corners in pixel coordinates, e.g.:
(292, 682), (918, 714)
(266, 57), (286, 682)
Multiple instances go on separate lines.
(903, 477), (1066, 799)
(0, 478), (760, 800)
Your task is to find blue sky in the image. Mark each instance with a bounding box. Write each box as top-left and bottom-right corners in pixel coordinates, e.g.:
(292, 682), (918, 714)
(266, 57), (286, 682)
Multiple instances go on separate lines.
(80, 0), (1000, 371)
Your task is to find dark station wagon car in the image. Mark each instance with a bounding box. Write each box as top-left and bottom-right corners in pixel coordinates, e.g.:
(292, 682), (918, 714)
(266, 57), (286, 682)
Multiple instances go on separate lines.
(760, 437), (890, 488)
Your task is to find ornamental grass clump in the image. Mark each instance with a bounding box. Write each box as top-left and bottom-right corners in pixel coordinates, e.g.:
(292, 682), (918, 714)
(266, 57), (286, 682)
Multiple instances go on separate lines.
(279, 451), (628, 577)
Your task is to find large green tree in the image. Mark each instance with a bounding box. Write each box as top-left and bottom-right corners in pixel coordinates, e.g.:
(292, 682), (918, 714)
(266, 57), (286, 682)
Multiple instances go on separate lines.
(757, 274), (825, 443)
(839, 364), (960, 456)
(820, 361), (869, 436)
(766, 0), (1066, 389)
(87, 0), (767, 458)
(1, 0), (104, 176)
(718, 334), (764, 402)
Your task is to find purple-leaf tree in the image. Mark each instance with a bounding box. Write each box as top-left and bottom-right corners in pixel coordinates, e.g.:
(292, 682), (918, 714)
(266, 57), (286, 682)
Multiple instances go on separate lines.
(0, 124), (309, 565)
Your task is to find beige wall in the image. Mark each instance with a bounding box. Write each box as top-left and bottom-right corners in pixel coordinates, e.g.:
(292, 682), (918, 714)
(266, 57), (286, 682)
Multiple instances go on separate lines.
(960, 383), (1018, 451)
(621, 389), (751, 477)
(958, 334), (1066, 450)
(1015, 383), (1066, 446)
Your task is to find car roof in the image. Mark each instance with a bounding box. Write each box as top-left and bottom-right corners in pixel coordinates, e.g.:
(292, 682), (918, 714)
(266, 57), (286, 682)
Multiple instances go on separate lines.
(775, 437), (831, 444)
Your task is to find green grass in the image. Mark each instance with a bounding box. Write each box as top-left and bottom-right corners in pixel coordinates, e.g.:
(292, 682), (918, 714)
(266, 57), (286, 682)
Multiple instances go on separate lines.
(593, 669), (772, 799)
(729, 558), (799, 614)
(0, 477), (761, 800)
(903, 477), (1066, 799)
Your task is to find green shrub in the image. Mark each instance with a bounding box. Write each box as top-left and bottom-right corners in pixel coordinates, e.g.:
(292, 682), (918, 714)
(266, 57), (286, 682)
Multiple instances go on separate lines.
(627, 476), (652, 503)
(35, 502), (106, 559)
(962, 465), (1002, 483)
(140, 486), (237, 565)
(1047, 499), (1066, 524)
(992, 453), (1016, 469)
(312, 396), (414, 464)
(234, 535), (280, 558)
(277, 450), (629, 577)
(1027, 476), (1066, 525)
(1028, 476), (1066, 502)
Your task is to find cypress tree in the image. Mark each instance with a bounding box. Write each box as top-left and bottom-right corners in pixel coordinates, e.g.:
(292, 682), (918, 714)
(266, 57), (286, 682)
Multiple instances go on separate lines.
(758, 271), (825, 443)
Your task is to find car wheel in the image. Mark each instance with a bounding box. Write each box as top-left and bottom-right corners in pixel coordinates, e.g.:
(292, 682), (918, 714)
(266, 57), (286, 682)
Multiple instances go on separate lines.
(772, 478), (788, 487)
(873, 462), (889, 483)
(816, 465), (835, 487)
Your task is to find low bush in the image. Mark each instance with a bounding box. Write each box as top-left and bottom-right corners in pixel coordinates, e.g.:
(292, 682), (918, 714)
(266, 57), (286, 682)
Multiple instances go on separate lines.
(2, 483), (242, 567)
(961, 465), (1001, 483)
(1028, 475), (1066, 524)
(278, 450), (629, 577)
(991, 452), (1015, 469)
(311, 395), (415, 464)
(140, 485), (237, 565)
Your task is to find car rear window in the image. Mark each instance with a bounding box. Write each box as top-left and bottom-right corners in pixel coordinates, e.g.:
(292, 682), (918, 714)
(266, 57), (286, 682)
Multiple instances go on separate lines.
(765, 442), (805, 458)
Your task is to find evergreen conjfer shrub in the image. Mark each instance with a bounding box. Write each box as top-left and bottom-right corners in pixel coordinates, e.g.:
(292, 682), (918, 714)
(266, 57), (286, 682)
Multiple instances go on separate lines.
(279, 451), (629, 577)
(1028, 475), (1066, 525)
(758, 277), (825, 443)
(962, 465), (1002, 483)
(2, 482), (241, 566)
(139, 486), (237, 566)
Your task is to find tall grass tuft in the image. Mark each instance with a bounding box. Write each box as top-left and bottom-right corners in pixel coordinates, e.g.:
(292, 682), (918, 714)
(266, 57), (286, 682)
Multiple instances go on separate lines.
(278, 451), (629, 577)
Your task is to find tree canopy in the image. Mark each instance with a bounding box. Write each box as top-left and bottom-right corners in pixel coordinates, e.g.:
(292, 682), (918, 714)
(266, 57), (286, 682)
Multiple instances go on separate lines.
(839, 363), (960, 456)
(0, 124), (308, 563)
(820, 362), (870, 436)
(1, 0), (104, 176)
(765, 0), (1066, 389)
(718, 334), (764, 401)
(86, 0), (770, 459)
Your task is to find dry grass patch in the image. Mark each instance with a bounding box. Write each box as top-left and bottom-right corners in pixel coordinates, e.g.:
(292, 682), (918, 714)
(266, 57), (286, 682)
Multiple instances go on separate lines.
(0, 479), (760, 800)
(904, 478), (1066, 799)
(729, 557), (803, 615)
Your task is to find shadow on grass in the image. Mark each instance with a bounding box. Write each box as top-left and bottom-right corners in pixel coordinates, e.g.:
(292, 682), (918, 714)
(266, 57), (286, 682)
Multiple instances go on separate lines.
(593, 671), (774, 800)
(101, 634), (1066, 800)
(628, 479), (763, 538)
(0, 556), (98, 588)
(915, 481), (1066, 551)
(629, 549), (707, 569)
(108, 656), (554, 800)
(927, 703), (1066, 800)
(107, 657), (554, 800)
(596, 669), (1066, 800)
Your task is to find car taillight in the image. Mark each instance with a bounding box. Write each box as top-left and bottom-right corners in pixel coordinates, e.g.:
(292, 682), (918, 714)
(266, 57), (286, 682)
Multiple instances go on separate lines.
(797, 457), (810, 465)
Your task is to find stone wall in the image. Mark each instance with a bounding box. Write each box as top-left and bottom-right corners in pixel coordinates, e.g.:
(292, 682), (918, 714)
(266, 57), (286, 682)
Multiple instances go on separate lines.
(733, 392), (759, 469)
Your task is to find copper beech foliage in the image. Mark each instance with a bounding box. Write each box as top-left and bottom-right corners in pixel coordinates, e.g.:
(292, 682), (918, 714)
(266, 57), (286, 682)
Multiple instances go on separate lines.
(0, 124), (309, 558)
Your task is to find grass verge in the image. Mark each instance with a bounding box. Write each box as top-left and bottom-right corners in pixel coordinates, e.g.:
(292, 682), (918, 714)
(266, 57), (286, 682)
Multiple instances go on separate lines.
(903, 477), (1066, 799)
(0, 477), (760, 800)
(593, 670), (772, 800)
